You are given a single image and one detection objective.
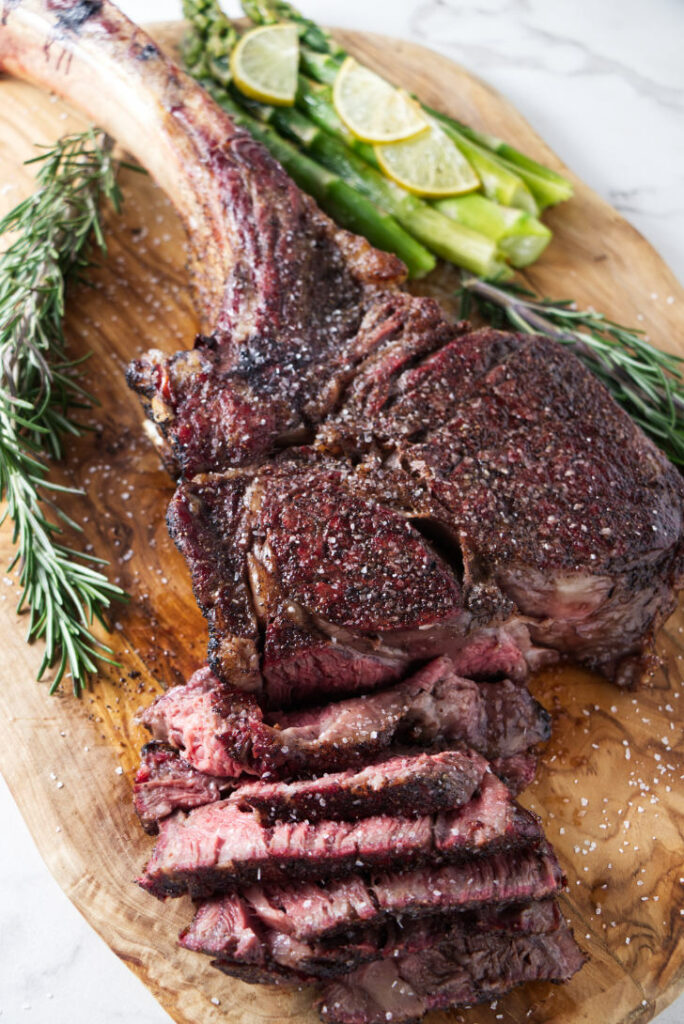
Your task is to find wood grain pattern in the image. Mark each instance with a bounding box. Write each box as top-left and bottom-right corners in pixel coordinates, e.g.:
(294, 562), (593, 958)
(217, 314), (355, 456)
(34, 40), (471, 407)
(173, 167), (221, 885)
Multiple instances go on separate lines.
(0, 22), (683, 1024)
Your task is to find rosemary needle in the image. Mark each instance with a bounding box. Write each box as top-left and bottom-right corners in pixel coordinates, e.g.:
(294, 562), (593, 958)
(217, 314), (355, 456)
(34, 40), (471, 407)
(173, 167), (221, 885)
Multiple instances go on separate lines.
(460, 276), (684, 466)
(0, 129), (129, 695)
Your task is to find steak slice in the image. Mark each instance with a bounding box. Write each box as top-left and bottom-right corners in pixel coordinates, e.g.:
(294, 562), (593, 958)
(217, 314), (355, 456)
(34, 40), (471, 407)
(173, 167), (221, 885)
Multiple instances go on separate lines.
(140, 660), (551, 780)
(181, 892), (561, 981)
(318, 925), (586, 1024)
(138, 666), (253, 777)
(229, 750), (488, 825)
(237, 843), (564, 944)
(138, 773), (543, 899)
(133, 747), (491, 833)
(133, 742), (231, 834)
(133, 746), (497, 834)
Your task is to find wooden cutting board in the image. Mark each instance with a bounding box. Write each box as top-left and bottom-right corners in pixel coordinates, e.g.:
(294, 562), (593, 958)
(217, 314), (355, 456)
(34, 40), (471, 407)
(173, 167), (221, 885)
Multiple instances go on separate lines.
(0, 21), (683, 1024)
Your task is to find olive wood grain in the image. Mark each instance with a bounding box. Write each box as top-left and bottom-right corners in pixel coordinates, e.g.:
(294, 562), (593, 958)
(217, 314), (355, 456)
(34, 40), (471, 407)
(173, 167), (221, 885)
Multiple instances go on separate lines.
(0, 22), (682, 1024)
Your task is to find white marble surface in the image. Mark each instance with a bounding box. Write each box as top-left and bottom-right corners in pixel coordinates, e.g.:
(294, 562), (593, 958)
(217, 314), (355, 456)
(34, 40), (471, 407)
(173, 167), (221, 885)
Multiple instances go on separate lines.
(1, 1), (683, 1022)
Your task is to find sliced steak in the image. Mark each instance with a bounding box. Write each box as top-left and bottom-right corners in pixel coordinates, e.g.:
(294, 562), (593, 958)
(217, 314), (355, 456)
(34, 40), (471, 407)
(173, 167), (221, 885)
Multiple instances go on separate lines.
(318, 924), (586, 1024)
(140, 660), (550, 780)
(138, 773), (543, 899)
(238, 843), (565, 944)
(181, 892), (561, 981)
(133, 742), (231, 834)
(134, 746), (494, 833)
(228, 750), (488, 824)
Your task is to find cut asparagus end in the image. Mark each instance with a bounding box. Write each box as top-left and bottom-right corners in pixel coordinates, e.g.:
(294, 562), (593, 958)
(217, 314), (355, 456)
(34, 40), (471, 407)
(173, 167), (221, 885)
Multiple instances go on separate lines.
(435, 194), (550, 267)
(498, 217), (552, 268)
(494, 152), (574, 209)
(434, 193), (524, 240)
(451, 122), (574, 206)
(401, 206), (512, 278)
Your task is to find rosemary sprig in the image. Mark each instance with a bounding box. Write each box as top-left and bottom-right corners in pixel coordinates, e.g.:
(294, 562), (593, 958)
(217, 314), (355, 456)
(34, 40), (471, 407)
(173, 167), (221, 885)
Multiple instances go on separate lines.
(0, 129), (129, 694)
(460, 276), (684, 466)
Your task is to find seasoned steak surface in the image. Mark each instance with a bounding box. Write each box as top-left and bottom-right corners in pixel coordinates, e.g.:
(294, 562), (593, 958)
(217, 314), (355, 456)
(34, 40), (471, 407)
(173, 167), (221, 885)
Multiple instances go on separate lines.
(164, 328), (684, 701)
(5, 2), (676, 700)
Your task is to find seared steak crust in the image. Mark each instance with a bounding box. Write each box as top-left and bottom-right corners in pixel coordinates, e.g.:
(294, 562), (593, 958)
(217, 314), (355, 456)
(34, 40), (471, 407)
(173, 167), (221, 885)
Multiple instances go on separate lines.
(230, 750), (488, 825)
(133, 745), (499, 833)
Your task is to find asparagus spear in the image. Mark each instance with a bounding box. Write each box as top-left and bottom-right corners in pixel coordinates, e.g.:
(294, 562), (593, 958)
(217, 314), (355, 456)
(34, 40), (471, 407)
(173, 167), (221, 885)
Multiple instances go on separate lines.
(243, 0), (572, 210)
(181, 5), (435, 277)
(434, 194), (550, 268)
(296, 75), (549, 265)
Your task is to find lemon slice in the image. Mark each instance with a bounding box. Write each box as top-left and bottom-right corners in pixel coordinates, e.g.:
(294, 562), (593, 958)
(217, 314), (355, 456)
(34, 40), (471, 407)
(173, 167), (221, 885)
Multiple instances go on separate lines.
(375, 122), (480, 198)
(231, 24), (299, 106)
(333, 57), (428, 143)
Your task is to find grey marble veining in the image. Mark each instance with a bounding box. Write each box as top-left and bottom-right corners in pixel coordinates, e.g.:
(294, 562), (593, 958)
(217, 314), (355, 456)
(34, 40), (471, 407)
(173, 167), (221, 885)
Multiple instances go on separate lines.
(1, 1), (683, 1022)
